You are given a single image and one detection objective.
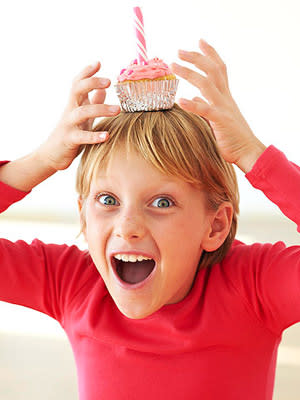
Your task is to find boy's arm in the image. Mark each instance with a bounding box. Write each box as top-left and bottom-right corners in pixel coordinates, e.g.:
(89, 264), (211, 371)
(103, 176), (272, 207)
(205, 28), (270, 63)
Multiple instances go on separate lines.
(0, 63), (119, 318)
(0, 61), (120, 194)
(0, 154), (56, 192)
(0, 161), (30, 212)
(0, 236), (97, 323)
(0, 159), (94, 320)
(225, 147), (300, 331)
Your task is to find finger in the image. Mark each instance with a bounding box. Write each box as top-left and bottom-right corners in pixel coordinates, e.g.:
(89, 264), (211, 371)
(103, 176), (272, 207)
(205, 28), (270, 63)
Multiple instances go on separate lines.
(178, 97), (219, 122)
(199, 40), (229, 85)
(170, 63), (223, 106)
(177, 49), (228, 92)
(68, 104), (120, 126)
(71, 77), (111, 106)
(71, 129), (110, 145)
(75, 77), (110, 97)
(74, 61), (101, 82)
(90, 88), (106, 105)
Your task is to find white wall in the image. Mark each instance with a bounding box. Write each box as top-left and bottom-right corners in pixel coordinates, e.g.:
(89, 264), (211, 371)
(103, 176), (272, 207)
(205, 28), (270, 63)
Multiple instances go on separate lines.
(0, 0), (299, 218)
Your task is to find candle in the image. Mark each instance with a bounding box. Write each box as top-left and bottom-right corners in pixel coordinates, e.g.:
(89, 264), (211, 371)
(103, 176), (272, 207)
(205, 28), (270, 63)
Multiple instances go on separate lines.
(133, 6), (148, 64)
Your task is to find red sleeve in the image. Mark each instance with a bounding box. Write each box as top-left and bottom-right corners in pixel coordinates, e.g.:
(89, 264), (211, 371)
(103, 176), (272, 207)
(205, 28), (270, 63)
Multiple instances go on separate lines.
(223, 145), (300, 334)
(245, 145), (300, 232)
(0, 161), (31, 212)
(223, 240), (300, 335)
(0, 237), (100, 324)
(0, 161), (103, 324)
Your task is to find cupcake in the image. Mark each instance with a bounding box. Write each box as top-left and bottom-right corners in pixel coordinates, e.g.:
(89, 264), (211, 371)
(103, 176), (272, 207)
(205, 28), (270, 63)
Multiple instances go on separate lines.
(115, 57), (179, 112)
(115, 7), (179, 112)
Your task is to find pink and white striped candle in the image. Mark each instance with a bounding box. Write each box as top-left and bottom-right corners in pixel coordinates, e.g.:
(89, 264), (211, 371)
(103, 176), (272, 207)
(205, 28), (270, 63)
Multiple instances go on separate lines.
(133, 6), (148, 64)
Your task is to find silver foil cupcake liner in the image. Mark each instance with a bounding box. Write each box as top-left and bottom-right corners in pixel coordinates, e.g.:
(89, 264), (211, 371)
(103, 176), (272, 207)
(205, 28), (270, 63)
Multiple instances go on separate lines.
(115, 79), (179, 112)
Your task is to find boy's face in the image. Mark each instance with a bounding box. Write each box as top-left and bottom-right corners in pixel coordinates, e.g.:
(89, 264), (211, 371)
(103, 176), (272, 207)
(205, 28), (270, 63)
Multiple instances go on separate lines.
(82, 148), (218, 319)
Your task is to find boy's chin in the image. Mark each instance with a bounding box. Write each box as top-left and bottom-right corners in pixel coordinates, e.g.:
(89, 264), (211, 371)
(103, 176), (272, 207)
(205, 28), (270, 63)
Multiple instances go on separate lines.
(115, 299), (160, 320)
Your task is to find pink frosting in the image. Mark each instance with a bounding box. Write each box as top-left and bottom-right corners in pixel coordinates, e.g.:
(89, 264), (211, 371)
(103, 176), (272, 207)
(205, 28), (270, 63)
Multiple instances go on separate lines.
(117, 57), (174, 82)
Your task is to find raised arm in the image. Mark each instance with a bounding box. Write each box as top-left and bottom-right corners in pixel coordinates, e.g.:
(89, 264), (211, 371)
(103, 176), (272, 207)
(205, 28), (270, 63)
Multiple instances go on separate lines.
(0, 62), (116, 318)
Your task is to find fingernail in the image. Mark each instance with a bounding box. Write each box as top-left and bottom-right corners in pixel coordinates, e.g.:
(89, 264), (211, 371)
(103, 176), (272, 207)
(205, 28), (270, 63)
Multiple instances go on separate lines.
(90, 61), (99, 69)
(109, 106), (120, 112)
(99, 131), (108, 140)
(99, 78), (110, 86)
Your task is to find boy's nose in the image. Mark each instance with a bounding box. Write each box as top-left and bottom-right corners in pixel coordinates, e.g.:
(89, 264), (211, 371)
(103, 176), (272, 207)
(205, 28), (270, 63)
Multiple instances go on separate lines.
(115, 213), (146, 241)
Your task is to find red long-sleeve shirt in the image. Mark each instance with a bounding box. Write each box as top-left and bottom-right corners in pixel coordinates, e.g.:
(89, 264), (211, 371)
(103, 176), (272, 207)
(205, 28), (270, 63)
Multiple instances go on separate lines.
(0, 145), (299, 400)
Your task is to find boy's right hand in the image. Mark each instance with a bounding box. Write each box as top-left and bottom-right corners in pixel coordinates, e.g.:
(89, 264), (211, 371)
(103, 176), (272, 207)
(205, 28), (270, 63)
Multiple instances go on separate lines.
(37, 62), (120, 171)
(0, 63), (120, 192)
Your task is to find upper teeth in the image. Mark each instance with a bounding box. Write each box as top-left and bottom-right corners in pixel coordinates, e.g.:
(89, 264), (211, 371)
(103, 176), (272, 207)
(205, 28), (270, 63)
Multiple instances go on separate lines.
(114, 254), (152, 262)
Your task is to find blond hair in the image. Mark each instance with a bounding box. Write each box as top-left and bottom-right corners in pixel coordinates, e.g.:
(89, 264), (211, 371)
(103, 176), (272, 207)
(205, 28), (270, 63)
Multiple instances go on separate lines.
(76, 104), (239, 269)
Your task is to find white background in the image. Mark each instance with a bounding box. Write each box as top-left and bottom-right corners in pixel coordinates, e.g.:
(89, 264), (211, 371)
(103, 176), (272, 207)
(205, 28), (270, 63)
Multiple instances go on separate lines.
(0, 0), (299, 219)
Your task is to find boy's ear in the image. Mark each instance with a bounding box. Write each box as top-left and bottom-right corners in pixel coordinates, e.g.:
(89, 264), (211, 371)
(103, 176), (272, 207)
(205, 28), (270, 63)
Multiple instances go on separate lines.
(202, 202), (233, 252)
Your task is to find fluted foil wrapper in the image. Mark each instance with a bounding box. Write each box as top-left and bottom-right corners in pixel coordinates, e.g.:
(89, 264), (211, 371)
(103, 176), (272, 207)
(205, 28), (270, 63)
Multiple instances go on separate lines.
(115, 79), (179, 112)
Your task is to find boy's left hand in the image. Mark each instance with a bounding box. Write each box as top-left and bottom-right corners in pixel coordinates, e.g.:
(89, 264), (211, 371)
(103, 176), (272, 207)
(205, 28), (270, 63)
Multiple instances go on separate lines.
(170, 40), (266, 173)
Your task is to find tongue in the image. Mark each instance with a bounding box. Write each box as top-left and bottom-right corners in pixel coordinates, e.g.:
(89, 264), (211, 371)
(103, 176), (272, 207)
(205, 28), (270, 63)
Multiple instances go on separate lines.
(119, 260), (155, 284)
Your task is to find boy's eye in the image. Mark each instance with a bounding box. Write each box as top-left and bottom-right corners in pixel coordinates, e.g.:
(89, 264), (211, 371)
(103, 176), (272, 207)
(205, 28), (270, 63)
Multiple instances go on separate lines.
(151, 197), (174, 208)
(97, 194), (119, 206)
(95, 194), (173, 208)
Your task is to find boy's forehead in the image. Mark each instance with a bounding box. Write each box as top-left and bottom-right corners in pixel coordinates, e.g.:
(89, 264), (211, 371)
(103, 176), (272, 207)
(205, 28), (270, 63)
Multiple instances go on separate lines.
(95, 167), (178, 185)
(94, 148), (165, 179)
(93, 159), (183, 189)
(90, 147), (202, 193)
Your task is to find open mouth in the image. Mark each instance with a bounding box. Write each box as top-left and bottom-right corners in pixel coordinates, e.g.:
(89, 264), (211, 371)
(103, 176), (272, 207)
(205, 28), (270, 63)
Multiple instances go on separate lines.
(112, 257), (156, 285)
